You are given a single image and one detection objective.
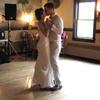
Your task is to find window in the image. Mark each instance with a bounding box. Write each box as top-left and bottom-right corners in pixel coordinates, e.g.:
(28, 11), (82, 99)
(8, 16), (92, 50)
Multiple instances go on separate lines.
(73, 0), (96, 42)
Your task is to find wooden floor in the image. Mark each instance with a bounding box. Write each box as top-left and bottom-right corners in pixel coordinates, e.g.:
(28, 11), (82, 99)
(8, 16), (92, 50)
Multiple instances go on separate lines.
(0, 56), (100, 100)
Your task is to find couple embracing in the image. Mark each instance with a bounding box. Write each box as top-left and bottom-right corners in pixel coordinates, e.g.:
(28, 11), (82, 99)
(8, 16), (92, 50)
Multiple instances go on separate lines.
(32, 2), (64, 91)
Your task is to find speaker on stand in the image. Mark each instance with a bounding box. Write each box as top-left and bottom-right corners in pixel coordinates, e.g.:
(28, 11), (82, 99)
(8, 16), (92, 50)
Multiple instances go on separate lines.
(5, 4), (16, 20)
(5, 4), (18, 57)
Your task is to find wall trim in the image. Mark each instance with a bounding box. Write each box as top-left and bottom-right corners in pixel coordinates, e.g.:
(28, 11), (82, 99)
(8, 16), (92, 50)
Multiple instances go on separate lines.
(64, 28), (100, 34)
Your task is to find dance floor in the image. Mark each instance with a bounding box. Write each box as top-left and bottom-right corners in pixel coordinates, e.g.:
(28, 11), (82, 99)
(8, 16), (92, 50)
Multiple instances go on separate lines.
(0, 56), (100, 100)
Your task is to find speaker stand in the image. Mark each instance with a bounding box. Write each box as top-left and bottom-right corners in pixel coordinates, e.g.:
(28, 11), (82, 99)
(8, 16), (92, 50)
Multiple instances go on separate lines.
(7, 20), (18, 56)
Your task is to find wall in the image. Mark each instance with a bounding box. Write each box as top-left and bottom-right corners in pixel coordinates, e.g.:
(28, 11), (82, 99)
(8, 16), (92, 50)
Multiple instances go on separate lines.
(0, 0), (42, 30)
(54, 0), (100, 60)
(56, 0), (74, 28)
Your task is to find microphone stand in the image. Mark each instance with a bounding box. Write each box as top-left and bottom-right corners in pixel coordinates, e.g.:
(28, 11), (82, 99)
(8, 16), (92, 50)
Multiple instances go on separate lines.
(7, 20), (18, 56)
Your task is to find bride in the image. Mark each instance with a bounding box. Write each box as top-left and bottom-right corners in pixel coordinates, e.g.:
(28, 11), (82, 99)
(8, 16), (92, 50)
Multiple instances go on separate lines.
(32, 8), (55, 90)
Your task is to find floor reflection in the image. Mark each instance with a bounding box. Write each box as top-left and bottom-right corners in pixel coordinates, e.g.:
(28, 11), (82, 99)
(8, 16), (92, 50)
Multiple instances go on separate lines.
(25, 77), (32, 89)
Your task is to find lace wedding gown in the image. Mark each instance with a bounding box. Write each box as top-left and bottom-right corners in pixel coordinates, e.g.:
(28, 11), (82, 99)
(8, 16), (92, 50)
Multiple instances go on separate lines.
(32, 27), (54, 88)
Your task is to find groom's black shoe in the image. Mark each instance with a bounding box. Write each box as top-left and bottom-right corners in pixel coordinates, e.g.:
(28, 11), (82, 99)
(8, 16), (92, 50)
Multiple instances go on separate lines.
(40, 87), (54, 91)
(51, 84), (62, 91)
(40, 85), (62, 91)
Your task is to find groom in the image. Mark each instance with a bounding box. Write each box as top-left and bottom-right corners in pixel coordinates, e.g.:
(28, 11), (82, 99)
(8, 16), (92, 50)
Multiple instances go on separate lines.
(44, 2), (64, 90)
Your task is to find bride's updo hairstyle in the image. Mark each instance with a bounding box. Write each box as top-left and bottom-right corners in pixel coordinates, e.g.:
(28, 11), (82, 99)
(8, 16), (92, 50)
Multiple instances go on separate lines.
(35, 8), (44, 21)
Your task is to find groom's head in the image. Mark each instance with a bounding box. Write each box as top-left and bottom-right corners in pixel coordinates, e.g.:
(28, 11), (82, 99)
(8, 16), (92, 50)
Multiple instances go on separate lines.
(44, 2), (55, 16)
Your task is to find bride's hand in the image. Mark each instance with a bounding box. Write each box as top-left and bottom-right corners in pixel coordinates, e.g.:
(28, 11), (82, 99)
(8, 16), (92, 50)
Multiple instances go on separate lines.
(46, 18), (52, 28)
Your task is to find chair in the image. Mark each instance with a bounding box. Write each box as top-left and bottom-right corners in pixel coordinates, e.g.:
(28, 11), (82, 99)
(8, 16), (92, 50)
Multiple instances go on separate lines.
(20, 31), (29, 56)
(0, 31), (9, 63)
(0, 31), (8, 55)
(0, 31), (5, 39)
(20, 31), (38, 59)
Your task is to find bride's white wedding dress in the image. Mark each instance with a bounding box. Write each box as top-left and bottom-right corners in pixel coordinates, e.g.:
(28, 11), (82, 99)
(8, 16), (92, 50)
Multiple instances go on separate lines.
(32, 27), (54, 88)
